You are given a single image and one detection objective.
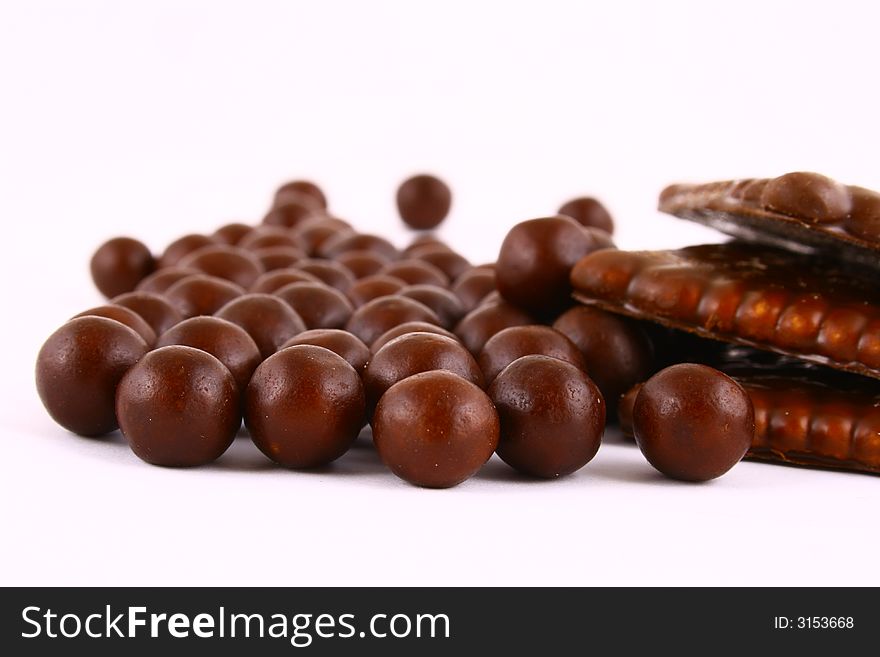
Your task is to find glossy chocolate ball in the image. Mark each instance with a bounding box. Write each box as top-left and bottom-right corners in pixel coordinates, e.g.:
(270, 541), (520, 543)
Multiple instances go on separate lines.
(451, 267), (496, 313)
(36, 317), (149, 436)
(478, 325), (585, 384)
(402, 234), (450, 256)
(293, 217), (353, 255)
(249, 268), (321, 294)
(164, 274), (245, 318)
(345, 275), (408, 308)
(335, 250), (391, 279)
(212, 222), (253, 246)
(274, 281), (354, 329)
(413, 246), (472, 281)
(345, 296), (441, 346)
(496, 216), (614, 317)
(552, 306), (654, 414)
(263, 199), (322, 229)
(90, 237), (155, 298)
(158, 234), (218, 269)
(398, 285), (465, 328)
(215, 293), (306, 358)
(633, 364), (754, 482)
(238, 227), (303, 252)
(381, 259), (449, 287)
(253, 246), (306, 271)
(156, 316), (261, 392)
(489, 355), (605, 478)
(318, 233), (399, 261)
(281, 329), (371, 374)
(454, 300), (535, 355)
(245, 345), (365, 468)
(178, 245), (265, 290)
(136, 266), (200, 294)
(273, 180), (328, 210)
(364, 332), (484, 410)
(73, 304), (157, 346)
(112, 291), (184, 336)
(116, 346), (239, 466)
(373, 371), (499, 488)
(370, 322), (460, 353)
(396, 174), (452, 230)
(558, 197), (615, 234)
(295, 258), (356, 292)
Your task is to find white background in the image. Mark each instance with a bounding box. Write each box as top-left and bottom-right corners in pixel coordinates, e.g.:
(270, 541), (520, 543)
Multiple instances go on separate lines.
(2, 0), (878, 586)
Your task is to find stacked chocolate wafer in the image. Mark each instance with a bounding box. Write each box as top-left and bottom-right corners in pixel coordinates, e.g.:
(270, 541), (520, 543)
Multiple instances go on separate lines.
(570, 172), (880, 475)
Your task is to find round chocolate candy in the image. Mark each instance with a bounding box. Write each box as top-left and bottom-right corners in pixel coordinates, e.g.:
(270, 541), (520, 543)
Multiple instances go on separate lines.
(263, 199), (322, 229)
(489, 355), (605, 478)
(552, 306), (654, 414)
(398, 284), (465, 328)
(293, 217), (353, 255)
(454, 300), (535, 355)
(178, 245), (265, 290)
(281, 329), (371, 374)
(478, 325), (585, 384)
(73, 304), (157, 346)
(496, 216), (614, 317)
(212, 222), (253, 246)
(155, 316), (261, 393)
(364, 332), (484, 410)
(558, 197), (615, 234)
(336, 250), (391, 279)
(402, 234), (450, 256)
(451, 267), (496, 313)
(761, 172), (852, 223)
(373, 370), (499, 488)
(345, 295), (441, 346)
(164, 274), (245, 318)
(136, 266), (200, 294)
(318, 233), (399, 261)
(412, 246), (472, 281)
(36, 316), (149, 436)
(346, 275), (408, 308)
(370, 321), (460, 353)
(112, 291), (184, 337)
(253, 246), (307, 272)
(295, 258), (356, 292)
(273, 180), (328, 210)
(844, 186), (880, 241)
(249, 268), (321, 294)
(215, 293), (306, 359)
(90, 237), (155, 298)
(381, 259), (449, 287)
(245, 345), (365, 468)
(274, 281), (354, 330)
(238, 227), (304, 252)
(116, 346), (239, 467)
(632, 364), (754, 482)
(396, 174), (452, 230)
(158, 234), (218, 269)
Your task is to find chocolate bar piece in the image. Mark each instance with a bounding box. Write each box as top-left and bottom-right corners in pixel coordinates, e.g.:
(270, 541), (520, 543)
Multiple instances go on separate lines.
(618, 374), (880, 475)
(570, 242), (880, 379)
(659, 172), (880, 266)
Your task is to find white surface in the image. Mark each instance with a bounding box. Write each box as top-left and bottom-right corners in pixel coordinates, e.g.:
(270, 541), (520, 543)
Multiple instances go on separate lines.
(1, 0), (878, 587)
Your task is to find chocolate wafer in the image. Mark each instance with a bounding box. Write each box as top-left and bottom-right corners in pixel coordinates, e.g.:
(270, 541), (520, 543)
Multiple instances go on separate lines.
(570, 241), (880, 379)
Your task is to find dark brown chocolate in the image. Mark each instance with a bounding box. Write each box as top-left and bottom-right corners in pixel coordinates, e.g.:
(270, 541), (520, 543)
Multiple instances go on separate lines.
(158, 234), (218, 269)
(454, 300), (536, 355)
(164, 274), (245, 318)
(249, 268), (322, 294)
(90, 237), (155, 298)
(281, 329), (371, 374)
(295, 258), (356, 292)
(345, 275), (408, 308)
(73, 305), (157, 346)
(335, 250), (391, 279)
(273, 180), (327, 210)
(178, 245), (265, 290)
(214, 293), (306, 358)
(345, 296), (441, 347)
(273, 281), (354, 330)
(318, 233), (399, 261)
(398, 285), (465, 328)
(478, 325), (586, 384)
(396, 174), (452, 230)
(370, 322), (460, 353)
(112, 291), (184, 337)
(381, 259), (449, 287)
(558, 197), (614, 234)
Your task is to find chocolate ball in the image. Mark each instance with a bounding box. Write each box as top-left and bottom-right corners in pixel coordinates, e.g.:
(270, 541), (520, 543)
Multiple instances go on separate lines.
(263, 199), (322, 229)
(36, 316), (149, 436)
(238, 227), (304, 252)
(136, 266), (200, 294)
(116, 346), (239, 467)
(112, 291), (184, 336)
(364, 332), (484, 410)
(253, 246), (307, 271)
(496, 216), (614, 317)
(90, 237), (155, 298)
(552, 306), (654, 414)
(412, 246), (472, 281)
(396, 174), (452, 230)
(293, 217), (353, 255)
(370, 321), (460, 353)
(346, 275), (408, 308)
(381, 259), (449, 287)
(489, 355), (605, 478)
(373, 371), (499, 488)
(402, 235), (450, 256)
(164, 274), (245, 318)
(454, 300), (535, 355)
(318, 233), (399, 261)
(558, 197), (615, 234)
(633, 364), (754, 481)
(478, 325), (586, 384)
(245, 345), (365, 468)
(274, 180), (328, 210)
(215, 293), (307, 358)
(73, 304), (157, 346)
(295, 258), (356, 292)
(345, 296), (441, 346)
(281, 329), (370, 374)
(212, 222), (253, 246)
(845, 186), (880, 241)
(761, 172), (852, 223)
(155, 316), (261, 392)
(451, 267), (496, 313)
(158, 234), (218, 269)
(398, 284), (465, 328)
(178, 245), (265, 290)
(250, 268), (321, 294)
(274, 281), (354, 330)
(336, 250), (391, 279)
